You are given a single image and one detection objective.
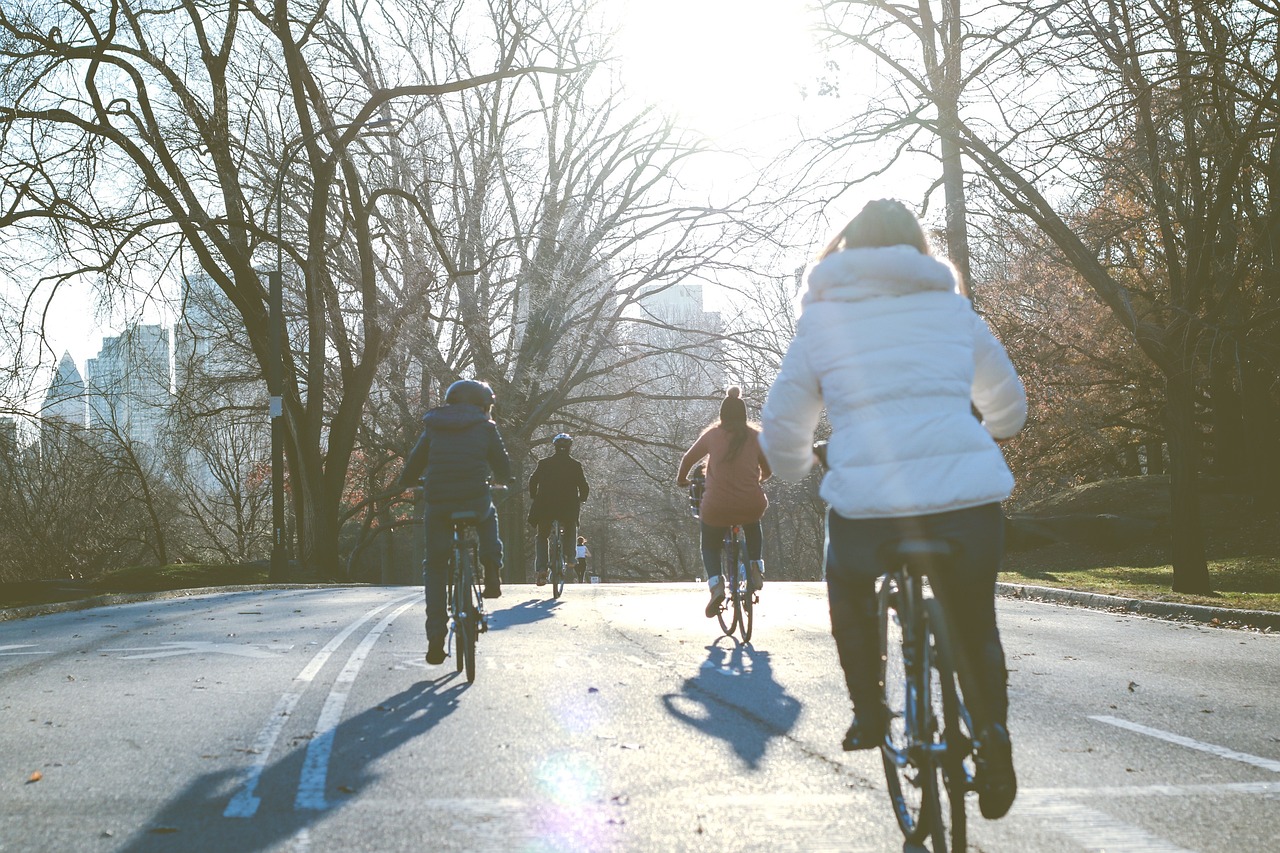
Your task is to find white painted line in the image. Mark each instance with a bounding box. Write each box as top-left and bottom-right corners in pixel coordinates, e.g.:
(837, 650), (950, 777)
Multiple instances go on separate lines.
(295, 599), (416, 811)
(1017, 795), (1197, 852)
(0, 644), (45, 655)
(1090, 715), (1280, 774)
(1023, 780), (1280, 799)
(224, 592), (418, 818)
(222, 692), (303, 818)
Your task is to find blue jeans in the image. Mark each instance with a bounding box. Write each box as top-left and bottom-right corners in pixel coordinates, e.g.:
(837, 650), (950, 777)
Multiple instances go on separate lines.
(824, 502), (1009, 727)
(423, 497), (502, 643)
(700, 521), (762, 580)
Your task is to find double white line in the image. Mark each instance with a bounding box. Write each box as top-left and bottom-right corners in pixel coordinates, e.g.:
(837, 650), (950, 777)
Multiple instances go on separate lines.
(224, 592), (419, 818)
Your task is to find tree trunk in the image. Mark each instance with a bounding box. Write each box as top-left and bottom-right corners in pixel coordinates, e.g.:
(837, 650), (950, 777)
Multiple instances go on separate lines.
(1242, 358), (1280, 511)
(1209, 356), (1247, 485)
(502, 451), (529, 584)
(1164, 363), (1210, 593)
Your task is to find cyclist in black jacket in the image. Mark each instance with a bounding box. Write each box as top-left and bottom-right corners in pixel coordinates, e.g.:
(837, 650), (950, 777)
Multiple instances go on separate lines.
(528, 433), (590, 585)
(395, 379), (512, 664)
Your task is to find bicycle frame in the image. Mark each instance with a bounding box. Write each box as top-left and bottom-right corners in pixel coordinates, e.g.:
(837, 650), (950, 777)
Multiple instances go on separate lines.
(447, 512), (487, 684)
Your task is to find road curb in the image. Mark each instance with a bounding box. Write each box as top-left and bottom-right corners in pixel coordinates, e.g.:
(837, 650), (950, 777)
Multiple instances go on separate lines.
(0, 583), (356, 623)
(997, 582), (1280, 632)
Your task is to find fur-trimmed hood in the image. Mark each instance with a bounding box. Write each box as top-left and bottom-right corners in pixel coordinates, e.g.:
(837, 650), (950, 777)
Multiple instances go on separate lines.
(802, 245), (960, 308)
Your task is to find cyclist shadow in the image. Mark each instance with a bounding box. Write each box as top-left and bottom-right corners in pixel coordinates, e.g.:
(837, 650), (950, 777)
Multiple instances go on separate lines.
(487, 597), (562, 631)
(661, 639), (801, 769)
(115, 674), (467, 853)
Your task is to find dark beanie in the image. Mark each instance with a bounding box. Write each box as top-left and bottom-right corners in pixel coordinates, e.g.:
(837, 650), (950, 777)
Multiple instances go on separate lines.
(719, 386), (747, 424)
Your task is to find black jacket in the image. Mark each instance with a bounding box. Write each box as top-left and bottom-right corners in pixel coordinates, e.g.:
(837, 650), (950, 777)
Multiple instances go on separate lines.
(528, 450), (590, 523)
(397, 404), (512, 506)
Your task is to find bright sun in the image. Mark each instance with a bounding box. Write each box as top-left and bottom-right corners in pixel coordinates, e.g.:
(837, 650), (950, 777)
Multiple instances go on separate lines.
(616, 0), (818, 142)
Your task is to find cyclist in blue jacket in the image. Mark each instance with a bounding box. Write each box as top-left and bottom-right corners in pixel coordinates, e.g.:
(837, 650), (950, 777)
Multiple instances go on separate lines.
(396, 379), (512, 665)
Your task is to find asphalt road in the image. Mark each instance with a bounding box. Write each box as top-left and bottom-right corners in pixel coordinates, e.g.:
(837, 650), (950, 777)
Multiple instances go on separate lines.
(1, 583), (1277, 852)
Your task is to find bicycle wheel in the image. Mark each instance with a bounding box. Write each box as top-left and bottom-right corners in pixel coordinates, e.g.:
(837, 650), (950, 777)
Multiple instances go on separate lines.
(925, 598), (975, 853)
(453, 549), (471, 678)
(715, 535), (739, 637)
(736, 533), (753, 644)
(552, 527), (565, 599)
(878, 575), (934, 845)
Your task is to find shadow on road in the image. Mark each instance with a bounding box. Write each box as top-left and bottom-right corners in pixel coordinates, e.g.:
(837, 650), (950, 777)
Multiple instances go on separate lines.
(116, 673), (466, 852)
(661, 639), (802, 769)
(487, 597), (562, 631)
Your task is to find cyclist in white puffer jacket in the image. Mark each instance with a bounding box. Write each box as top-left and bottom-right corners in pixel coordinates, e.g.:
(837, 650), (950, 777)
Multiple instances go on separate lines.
(760, 199), (1026, 821)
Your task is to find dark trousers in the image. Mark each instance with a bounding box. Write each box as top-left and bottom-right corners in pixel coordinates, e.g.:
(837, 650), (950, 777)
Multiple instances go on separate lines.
(423, 498), (502, 643)
(535, 518), (576, 575)
(825, 502), (1009, 728)
(700, 521), (763, 580)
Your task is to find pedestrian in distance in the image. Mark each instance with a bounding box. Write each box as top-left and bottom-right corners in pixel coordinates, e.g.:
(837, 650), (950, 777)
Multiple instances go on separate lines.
(759, 199), (1027, 820)
(395, 379), (513, 665)
(676, 386), (772, 617)
(528, 433), (590, 585)
(575, 536), (591, 583)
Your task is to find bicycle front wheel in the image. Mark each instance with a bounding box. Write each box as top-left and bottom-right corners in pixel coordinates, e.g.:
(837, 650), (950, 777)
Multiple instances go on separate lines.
(550, 525), (564, 599)
(879, 576), (934, 844)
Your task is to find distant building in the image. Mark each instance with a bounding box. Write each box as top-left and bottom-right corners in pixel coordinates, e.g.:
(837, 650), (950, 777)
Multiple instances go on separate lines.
(40, 351), (87, 453)
(636, 283), (724, 394)
(0, 416), (17, 453)
(85, 324), (172, 450)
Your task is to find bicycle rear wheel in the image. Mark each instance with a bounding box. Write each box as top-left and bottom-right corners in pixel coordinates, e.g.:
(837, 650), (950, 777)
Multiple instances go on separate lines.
(454, 549), (476, 681)
(878, 576), (934, 845)
(715, 535), (739, 637)
(736, 534), (753, 644)
(550, 524), (565, 599)
(925, 598), (974, 853)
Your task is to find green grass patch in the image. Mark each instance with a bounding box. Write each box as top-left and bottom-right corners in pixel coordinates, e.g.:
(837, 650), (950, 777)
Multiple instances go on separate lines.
(91, 563), (269, 593)
(1000, 555), (1280, 612)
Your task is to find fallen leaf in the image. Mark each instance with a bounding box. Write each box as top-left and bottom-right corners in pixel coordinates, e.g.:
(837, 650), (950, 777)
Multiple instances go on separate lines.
(1128, 681), (1138, 692)
(26, 771), (42, 784)
(587, 687), (599, 694)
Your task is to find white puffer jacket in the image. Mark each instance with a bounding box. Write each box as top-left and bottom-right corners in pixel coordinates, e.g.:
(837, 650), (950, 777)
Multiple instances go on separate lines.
(760, 245), (1026, 519)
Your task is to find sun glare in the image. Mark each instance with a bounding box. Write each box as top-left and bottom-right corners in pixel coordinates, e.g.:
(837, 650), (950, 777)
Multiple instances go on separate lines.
(616, 0), (818, 142)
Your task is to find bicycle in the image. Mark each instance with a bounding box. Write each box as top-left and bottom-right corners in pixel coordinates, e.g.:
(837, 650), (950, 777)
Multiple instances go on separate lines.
(547, 519), (567, 599)
(877, 538), (986, 853)
(812, 442), (983, 853)
(687, 464), (755, 644)
(444, 485), (507, 684)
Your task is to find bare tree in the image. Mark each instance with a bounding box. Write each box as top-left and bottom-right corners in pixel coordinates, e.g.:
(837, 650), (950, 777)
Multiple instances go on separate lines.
(0, 0), (577, 579)
(817, 0), (1280, 591)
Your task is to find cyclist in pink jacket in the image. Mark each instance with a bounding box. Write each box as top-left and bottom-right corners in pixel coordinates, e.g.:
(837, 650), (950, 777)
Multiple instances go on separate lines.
(677, 386), (773, 617)
(760, 199), (1026, 821)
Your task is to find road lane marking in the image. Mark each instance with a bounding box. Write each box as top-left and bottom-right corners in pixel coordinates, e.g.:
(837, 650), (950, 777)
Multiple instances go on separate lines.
(0, 644), (46, 655)
(1089, 715), (1280, 774)
(224, 592), (418, 819)
(1017, 794), (1197, 853)
(105, 641), (293, 659)
(295, 599), (417, 811)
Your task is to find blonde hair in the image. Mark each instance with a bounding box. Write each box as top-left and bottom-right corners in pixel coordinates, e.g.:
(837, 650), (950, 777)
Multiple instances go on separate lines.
(818, 199), (931, 260)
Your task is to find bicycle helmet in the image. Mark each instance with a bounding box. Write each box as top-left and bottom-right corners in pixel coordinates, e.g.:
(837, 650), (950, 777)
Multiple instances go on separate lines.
(445, 379), (495, 408)
(552, 433), (573, 449)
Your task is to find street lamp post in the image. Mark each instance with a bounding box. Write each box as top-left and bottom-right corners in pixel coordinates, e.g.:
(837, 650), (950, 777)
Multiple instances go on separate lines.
(268, 117), (394, 583)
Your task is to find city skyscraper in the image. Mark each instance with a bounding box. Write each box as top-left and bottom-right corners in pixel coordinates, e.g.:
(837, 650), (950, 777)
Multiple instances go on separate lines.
(40, 351), (87, 452)
(85, 324), (172, 450)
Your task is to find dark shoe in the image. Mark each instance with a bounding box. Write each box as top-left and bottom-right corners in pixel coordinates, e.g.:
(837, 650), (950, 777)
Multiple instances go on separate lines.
(425, 637), (446, 665)
(704, 577), (725, 618)
(974, 723), (1017, 819)
(841, 712), (885, 751)
(536, 571), (548, 586)
(483, 568), (502, 599)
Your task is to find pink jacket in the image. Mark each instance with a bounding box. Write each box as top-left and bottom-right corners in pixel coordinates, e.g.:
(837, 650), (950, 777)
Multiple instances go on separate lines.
(678, 426), (772, 526)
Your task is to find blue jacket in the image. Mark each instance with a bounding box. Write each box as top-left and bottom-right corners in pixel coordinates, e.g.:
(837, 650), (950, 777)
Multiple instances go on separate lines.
(398, 404), (513, 506)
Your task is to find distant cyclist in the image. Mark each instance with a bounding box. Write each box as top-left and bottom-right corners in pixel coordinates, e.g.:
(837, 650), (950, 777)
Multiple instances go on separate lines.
(759, 199), (1026, 820)
(528, 433), (590, 585)
(395, 379), (512, 665)
(575, 536), (591, 583)
(677, 386), (772, 617)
